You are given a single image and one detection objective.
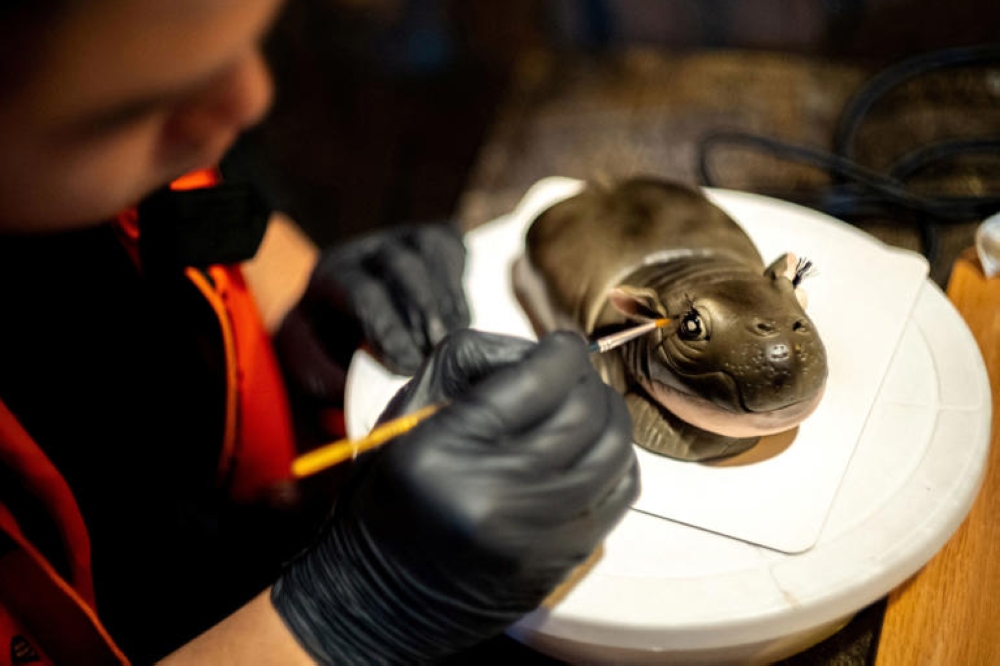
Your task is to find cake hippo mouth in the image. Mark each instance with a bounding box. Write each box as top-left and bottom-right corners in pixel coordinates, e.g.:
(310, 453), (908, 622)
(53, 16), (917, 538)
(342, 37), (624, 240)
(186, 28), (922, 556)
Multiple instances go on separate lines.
(641, 376), (825, 437)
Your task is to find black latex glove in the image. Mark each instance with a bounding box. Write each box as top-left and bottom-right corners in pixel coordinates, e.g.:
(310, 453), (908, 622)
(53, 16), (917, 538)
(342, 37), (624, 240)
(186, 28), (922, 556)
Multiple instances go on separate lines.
(273, 222), (469, 408)
(272, 329), (639, 665)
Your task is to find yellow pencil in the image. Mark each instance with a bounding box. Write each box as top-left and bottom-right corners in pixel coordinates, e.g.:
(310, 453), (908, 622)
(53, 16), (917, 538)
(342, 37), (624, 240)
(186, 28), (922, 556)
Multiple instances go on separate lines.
(290, 318), (671, 479)
(291, 403), (442, 478)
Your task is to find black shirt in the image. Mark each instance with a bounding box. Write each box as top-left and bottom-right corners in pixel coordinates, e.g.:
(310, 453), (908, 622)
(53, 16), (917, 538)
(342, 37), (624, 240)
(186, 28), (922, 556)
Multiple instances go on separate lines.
(0, 224), (311, 662)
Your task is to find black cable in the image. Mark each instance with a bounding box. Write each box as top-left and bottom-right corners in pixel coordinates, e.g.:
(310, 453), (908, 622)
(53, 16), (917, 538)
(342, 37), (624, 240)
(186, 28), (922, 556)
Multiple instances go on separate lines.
(696, 44), (1000, 267)
(698, 131), (1000, 221)
(834, 44), (1000, 161)
(888, 138), (1000, 181)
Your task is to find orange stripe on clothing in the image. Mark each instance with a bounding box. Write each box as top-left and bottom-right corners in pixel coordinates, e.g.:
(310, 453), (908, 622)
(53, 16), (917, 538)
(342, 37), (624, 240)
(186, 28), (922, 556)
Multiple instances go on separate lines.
(185, 268), (241, 486)
(187, 265), (298, 501)
(169, 168), (222, 191)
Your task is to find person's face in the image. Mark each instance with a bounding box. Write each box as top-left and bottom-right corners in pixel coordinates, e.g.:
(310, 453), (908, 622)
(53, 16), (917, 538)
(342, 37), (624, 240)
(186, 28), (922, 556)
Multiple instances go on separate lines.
(0, 0), (285, 232)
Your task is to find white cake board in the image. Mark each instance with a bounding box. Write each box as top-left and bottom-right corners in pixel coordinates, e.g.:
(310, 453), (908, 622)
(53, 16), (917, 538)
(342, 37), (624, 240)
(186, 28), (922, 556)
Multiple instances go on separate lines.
(344, 178), (991, 664)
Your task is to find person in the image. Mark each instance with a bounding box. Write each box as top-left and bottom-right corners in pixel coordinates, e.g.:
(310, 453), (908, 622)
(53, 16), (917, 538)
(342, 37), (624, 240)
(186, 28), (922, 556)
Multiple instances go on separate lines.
(0, 1), (639, 664)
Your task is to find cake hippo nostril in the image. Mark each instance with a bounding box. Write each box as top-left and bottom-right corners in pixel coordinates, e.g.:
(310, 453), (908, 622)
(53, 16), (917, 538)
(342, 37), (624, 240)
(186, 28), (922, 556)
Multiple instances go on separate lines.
(754, 320), (776, 335)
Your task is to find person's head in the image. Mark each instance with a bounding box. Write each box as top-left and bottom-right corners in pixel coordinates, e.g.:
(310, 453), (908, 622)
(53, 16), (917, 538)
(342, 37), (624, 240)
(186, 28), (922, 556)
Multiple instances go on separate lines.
(0, 0), (285, 232)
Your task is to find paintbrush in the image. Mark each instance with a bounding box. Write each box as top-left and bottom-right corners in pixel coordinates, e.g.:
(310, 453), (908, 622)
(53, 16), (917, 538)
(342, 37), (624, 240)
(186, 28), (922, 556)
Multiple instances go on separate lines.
(291, 317), (672, 479)
(586, 317), (672, 353)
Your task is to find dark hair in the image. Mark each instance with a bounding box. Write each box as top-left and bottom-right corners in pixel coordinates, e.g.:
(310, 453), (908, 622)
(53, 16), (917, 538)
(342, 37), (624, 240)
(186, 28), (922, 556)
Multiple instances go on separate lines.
(0, 0), (72, 20)
(0, 1), (74, 91)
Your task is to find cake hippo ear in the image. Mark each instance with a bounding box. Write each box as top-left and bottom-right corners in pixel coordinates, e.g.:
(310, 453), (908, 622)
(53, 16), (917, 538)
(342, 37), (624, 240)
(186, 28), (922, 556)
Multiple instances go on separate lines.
(764, 253), (798, 281)
(608, 285), (667, 321)
(764, 253), (815, 309)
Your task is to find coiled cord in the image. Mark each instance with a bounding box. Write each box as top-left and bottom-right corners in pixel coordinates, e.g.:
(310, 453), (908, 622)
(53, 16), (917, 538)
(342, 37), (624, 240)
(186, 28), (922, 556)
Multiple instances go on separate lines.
(697, 44), (1000, 269)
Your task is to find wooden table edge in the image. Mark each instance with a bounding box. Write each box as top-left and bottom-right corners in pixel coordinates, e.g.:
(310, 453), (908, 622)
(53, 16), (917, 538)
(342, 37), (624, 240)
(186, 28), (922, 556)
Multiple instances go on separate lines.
(875, 247), (1000, 665)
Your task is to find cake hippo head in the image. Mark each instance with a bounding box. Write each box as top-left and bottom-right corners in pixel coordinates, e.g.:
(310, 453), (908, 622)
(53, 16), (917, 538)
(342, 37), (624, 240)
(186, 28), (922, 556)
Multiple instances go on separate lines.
(514, 177), (829, 460)
(607, 251), (827, 444)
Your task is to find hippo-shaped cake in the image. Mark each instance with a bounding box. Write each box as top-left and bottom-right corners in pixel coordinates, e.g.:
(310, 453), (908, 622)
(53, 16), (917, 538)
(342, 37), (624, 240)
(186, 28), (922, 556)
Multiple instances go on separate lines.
(513, 177), (828, 461)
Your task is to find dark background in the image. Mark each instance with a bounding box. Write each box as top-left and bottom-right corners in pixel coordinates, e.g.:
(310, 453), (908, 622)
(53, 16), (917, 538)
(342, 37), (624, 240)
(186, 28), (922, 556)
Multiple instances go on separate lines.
(227, 0), (1000, 251)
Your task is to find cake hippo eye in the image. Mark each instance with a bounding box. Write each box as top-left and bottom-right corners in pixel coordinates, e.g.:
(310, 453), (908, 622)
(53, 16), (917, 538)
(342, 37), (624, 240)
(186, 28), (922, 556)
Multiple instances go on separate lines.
(679, 311), (704, 340)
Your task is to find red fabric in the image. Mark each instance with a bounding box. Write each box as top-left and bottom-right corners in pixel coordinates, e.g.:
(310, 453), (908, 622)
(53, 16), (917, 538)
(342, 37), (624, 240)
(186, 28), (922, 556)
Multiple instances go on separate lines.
(187, 265), (298, 502)
(0, 402), (94, 606)
(0, 169), (298, 661)
(115, 170), (298, 501)
(0, 409), (129, 664)
(0, 602), (56, 665)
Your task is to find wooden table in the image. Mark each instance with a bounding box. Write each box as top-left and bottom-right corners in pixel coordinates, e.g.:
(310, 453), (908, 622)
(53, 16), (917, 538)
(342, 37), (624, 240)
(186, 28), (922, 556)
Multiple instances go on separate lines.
(875, 249), (1000, 665)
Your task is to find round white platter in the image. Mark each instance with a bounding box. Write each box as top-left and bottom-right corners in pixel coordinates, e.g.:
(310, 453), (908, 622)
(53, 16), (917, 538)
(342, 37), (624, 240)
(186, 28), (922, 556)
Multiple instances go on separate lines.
(345, 178), (991, 665)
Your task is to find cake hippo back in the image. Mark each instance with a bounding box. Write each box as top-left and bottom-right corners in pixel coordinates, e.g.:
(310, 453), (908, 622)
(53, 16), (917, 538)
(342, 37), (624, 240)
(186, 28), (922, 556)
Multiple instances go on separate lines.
(513, 178), (828, 460)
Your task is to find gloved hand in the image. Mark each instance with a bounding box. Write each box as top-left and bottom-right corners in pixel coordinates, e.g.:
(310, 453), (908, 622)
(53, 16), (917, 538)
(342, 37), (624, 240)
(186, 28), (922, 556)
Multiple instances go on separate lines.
(271, 329), (639, 665)
(273, 222), (470, 410)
